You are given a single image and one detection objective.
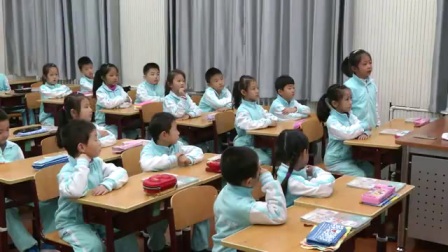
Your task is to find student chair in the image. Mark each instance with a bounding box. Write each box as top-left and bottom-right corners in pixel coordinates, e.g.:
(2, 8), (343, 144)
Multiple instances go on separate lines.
(139, 102), (163, 139)
(25, 92), (41, 126)
(30, 81), (43, 89)
(190, 95), (202, 106)
(170, 185), (217, 252)
(121, 145), (144, 176)
(41, 136), (63, 155)
(262, 105), (270, 111)
(7, 112), (23, 127)
(212, 111), (235, 153)
(33, 163), (73, 251)
(69, 85), (80, 93)
(127, 90), (137, 103)
(252, 165), (273, 200)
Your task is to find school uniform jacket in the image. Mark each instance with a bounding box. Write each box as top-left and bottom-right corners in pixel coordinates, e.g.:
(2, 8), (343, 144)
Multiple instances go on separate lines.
(95, 84), (131, 126)
(79, 76), (93, 92)
(0, 74), (11, 91)
(39, 83), (72, 125)
(212, 172), (287, 252)
(234, 100), (278, 147)
(55, 156), (128, 230)
(135, 81), (165, 104)
(0, 140), (24, 163)
(276, 163), (335, 206)
(140, 139), (204, 172)
(344, 75), (380, 129)
(269, 95), (310, 121)
(163, 91), (202, 118)
(198, 87), (232, 112)
(94, 123), (117, 147)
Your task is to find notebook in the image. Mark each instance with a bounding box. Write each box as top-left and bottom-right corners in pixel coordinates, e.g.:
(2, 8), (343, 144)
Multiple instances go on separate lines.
(301, 208), (371, 229)
(347, 177), (405, 192)
(306, 222), (347, 247)
(379, 129), (410, 136)
(32, 154), (69, 170)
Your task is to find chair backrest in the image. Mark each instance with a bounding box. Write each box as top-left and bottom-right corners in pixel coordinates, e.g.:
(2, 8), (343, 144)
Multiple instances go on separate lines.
(140, 102), (163, 123)
(121, 145), (144, 176)
(25, 92), (41, 110)
(252, 165), (273, 200)
(190, 95), (202, 106)
(69, 85), (80, 93)
(128, 90), (137, 103)
(262, 105), (270, 111)
(214, 111), (235, 135)
(301, 118), (324, 143)
(89, 97), (97, 112)
(41, 136), (63, 155)
(34, 163), (65, 201)
(30, 81), (43, 89)
(171, 185), (217, 230)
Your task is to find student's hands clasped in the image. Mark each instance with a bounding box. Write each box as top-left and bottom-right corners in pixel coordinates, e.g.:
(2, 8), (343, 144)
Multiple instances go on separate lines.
(268, 121), (277, 127)
(91, 185), (109, 196)
(177, 153), (191, 166)
(358, 134), (369, 140)
(282, 107), (297, 115)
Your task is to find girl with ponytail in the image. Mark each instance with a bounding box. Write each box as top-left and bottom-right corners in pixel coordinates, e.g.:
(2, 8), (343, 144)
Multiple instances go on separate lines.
(274, 130), (334, 206)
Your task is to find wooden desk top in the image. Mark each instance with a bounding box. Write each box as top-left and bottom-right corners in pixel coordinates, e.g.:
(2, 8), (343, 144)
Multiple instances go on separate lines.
(222, 206), (366, 252)
(37, 98), (64, 105)
(396, 117), (448, 151)
(176, 113), (214, 128)
(344, 119), (415, 149)
(0, 91), (25, 98)
(0, 139), (129, 185)
(247, 114), (318, 137)
(75, 153), (221, 213)
(100, 107), (139, 116)
(295, 175), (414, 218)
(8, 78), (39, 85)
(9, 124), (55, 142)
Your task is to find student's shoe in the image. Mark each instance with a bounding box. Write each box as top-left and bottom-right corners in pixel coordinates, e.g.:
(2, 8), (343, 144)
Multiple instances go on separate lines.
(25, 245), (39, 252)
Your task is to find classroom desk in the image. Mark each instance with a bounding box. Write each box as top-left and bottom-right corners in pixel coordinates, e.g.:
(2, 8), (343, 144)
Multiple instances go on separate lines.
(37, 98), (64, 126)
(8, 78), (39, 88)
(222, 206), (365, 252)
(344, 119), (416, 179)
(395, 117), (448, 249)
(295, 175), (414, 252)
(9, 124), (57, 157)
(247, 114), (319, 165)
(101, 107), (140, 139)
(0, 139), (129, 252)
(176, 114), (214, 145)
(75, 153), (220, 252)
(0, 91), (25, 108)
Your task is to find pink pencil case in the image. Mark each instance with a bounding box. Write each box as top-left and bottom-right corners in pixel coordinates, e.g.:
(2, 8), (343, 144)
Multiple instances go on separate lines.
(112, 140), (149, 154)
(414, 118), (430, 127)
(361, 184), (395, 205)
(293, 119), (307, 129)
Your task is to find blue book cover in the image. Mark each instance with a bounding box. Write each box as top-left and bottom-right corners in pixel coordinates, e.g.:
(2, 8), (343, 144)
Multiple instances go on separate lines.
(306, 222), (347, 247)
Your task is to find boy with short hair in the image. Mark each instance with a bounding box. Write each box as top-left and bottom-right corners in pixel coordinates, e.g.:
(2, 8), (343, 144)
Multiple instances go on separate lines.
(199, 67), (232, 112)
(269, 75), (310, 121)
(135, 63), (165, 104)
(212, 146), (287, 252)
(78, 56), (94, 92)
(140, 112), (208, 252)
(0, 108), (57, 252)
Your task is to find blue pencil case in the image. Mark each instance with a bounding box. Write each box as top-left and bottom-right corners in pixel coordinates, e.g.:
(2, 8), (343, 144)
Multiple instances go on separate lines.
(306, 222), (347, 247)
(32, 154), (69, 170)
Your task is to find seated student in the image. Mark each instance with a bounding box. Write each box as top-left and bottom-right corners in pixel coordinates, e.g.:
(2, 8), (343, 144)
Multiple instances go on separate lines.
(135, 62), (165, 103)
(163, 69), (202, 119)
(0, 73), (9, 91)
(39, 63), (72, 126)
(212, 146), (287, 252)
(270, 75), (310, 121)
(140, 112), (208, 252)
(274, 130), (334, 207)
(56, 93), (116, 148)
(317, 84), (374, 177)
(55, 120), (138, 252)
(93, 63), (138, 139)
(78, 56), (95, 92)
(0, 73), (34, 125)
(0, 108), (57, 252)
(233, 75), (278, 165)
(198, 67), (232, 112)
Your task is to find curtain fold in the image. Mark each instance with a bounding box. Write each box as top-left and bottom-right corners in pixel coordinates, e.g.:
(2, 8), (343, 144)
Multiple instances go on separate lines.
(429, 0), (448, 112)
(4, 0), (121, 79)
(169, 0), (343, 101)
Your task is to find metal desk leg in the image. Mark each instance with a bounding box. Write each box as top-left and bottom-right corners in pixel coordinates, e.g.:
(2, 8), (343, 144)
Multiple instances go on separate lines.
(397, 146), (409, 251)
(0, 183), (7, 252)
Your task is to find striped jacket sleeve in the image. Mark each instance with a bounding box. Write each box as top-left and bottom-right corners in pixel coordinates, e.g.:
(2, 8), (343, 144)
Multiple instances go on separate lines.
(100, 161), (129, 191)
(287, 167), (335, 198)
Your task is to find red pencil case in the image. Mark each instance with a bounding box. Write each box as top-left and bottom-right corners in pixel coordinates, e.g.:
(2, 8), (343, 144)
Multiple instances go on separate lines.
(142, 174), (177, 195)
(206, 159), (221, 173)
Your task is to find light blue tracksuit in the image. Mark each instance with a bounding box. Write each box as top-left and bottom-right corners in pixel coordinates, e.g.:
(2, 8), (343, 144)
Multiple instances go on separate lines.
(0, 74), (35, 125)
(163, 91), (202, 118)
(269, 95), (310, 121)
(39, 83), (72, 126)
(234, 100), (278, 165)
(79, 76), (93, 92)
(139, 140), (208, 251)
(55, 156), (138, 252)
(344, 75), (380, 129)
(135, 81), (165, 104)
(95, 83), (137, 139)
(3, 140), (57, 252)
(324, 109), (374, 177)
(276, 163), (335, 206)
(212, 172), (287, 252)
(198, 87), (232, 112)
(94, 123), (117, 147)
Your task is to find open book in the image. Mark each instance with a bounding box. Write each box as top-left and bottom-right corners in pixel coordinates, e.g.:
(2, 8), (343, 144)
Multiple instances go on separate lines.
(347, 177), (405, 192)
(301, 208), (371, 229)
(379, 129), (410, 136)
